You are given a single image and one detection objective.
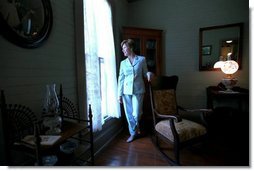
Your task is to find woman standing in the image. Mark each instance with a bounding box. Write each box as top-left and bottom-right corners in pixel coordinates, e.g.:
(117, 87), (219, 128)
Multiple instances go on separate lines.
(118, 39), (152, 143)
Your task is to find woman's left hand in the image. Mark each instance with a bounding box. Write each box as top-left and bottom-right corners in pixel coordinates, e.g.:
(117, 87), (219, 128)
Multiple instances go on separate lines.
(147, 72), (153, 82)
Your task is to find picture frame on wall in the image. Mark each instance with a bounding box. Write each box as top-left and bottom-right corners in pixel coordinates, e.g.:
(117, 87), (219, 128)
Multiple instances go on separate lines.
(202, 45), (212, 55)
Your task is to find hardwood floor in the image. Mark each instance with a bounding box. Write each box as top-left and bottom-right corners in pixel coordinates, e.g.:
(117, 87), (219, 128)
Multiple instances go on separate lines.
(94, 131), (169, 166)
(94, 129), (249, 166)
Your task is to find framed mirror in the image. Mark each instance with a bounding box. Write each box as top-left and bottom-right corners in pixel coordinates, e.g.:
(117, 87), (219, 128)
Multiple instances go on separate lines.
(0, 0), (53, 48)
(199, 23), (243, 71)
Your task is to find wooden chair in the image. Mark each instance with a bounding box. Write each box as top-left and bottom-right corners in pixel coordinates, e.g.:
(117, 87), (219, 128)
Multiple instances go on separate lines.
(58, 84), (94, 165)
(149, 75), (212, 165)
(0, 90), (41, 166)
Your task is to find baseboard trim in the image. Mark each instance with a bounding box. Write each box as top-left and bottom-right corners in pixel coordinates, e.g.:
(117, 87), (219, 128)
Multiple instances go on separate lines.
(92, 118), (123, 158)
(94, 127), (123, 157)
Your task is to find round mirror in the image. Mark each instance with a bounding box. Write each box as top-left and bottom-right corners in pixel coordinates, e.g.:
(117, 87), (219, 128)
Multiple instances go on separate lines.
(0, 0), (53, 48)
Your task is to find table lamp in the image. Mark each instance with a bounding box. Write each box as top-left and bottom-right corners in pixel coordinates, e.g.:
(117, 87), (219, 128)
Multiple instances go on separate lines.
(214, 53), (239, 93)
(213, 56), (225, 68)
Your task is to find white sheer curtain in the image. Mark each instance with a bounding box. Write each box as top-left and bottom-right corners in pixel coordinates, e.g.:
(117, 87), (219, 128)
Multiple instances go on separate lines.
(84, 0), (121, 132)
(84, 0), (102, 131)
(95, 0), (121, 119)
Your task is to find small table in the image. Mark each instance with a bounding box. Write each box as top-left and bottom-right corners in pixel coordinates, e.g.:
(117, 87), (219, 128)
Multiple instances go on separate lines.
(30, 120), (90, 165)
(206, 86), (249, 112)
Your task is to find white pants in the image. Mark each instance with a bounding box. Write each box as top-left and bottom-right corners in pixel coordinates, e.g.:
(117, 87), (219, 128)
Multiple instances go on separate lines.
(122, 94), (144, 136)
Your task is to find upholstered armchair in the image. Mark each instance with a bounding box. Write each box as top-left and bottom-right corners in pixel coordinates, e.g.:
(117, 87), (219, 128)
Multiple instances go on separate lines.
(149, 75), (212, 165)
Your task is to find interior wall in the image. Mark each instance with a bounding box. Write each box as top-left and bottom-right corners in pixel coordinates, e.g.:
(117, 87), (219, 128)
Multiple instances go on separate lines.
(110, 0), (128, 70)
(0, 0), (77, 115)
(0, 0), (124, 163)
(114, 0), (249, 108)
(0, 0), (77, 163)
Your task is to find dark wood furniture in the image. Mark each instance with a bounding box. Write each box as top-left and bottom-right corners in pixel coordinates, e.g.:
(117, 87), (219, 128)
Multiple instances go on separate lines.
(37, 118), (93, 165)
(0, 90), (40, 166)
(149, 75), (212, 165)
(0, 87), (94, 166)
(27, 120), (91, 165)
(58, 84), (94, 165)
(206, 86), (249, 152)
(122, 27), (163, 134)
(38, 84), (94, 165)
(206, 86), (249, 112)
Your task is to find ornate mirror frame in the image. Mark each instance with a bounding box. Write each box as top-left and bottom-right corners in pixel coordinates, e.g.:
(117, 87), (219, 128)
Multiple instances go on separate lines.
(0, 0), (53, 48)
(199, 23), (243, 71)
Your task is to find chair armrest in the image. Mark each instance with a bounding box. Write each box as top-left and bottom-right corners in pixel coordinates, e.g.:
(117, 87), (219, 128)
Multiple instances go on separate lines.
(178, 106), (213, 127)
(178, 105), (212, 112)
(183, 109), (212, 113)
(154, 109), (182, 122)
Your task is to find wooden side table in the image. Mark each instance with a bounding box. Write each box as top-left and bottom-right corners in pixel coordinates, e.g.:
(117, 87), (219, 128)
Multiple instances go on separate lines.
(206, 86), (249, 156)
(206, 86), (249, 112)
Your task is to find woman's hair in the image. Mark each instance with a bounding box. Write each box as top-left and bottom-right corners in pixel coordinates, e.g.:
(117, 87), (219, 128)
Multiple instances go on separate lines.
(121, 39), (135, 50)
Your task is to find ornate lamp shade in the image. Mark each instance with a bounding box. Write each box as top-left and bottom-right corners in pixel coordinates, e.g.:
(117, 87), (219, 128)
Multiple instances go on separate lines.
(221, 60), (239, 75)
(213, 55), (226, 69)
(213, 61), (225, 68)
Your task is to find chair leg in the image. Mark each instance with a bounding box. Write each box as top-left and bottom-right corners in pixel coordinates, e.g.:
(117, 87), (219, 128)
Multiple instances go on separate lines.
(155, 135), (159, 146)
(174, 143), (180, 165)
(158, 142), (180, 166)
(153, 134), (181, 166)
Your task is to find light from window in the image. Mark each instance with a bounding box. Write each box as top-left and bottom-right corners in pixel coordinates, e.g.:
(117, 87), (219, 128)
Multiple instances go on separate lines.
(84, 0), (121, 131)
(99, 57), (110, 120)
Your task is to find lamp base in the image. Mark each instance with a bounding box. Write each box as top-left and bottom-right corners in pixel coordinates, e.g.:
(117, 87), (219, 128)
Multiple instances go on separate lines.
(43, 115), (62, 135)
(218, 90), (239, 94)
(221, 77), (238, 92)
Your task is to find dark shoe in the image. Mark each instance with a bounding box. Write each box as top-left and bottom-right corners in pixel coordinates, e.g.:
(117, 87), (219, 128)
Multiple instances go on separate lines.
(126, 135), (135, 143)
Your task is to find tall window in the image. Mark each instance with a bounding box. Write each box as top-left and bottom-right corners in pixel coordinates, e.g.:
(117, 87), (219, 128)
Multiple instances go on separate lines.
(84, 0), (121, 132)
(99, 57), (107, 120)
